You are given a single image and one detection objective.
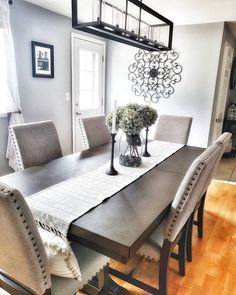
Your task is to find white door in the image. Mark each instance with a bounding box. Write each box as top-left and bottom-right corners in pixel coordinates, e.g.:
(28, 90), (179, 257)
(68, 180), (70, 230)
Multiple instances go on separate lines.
(211, 41), (234, 143)
(72, 33), (106, 152)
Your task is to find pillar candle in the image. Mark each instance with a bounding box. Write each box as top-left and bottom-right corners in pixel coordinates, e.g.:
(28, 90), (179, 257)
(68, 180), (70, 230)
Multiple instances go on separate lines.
(111, 99), (117, 134)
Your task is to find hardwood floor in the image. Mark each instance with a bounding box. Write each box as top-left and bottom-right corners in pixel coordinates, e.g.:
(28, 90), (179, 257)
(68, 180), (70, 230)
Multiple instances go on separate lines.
(104, 180), (236, 295)
(214, 156), (236, 182)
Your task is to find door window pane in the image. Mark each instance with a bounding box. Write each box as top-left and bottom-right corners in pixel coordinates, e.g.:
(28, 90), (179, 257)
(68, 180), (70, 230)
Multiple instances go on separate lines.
(79, 50), (94, 71)
(80, 71), (93, 90)
(79, 50), (99, 110)
(79, 90), (93, 110)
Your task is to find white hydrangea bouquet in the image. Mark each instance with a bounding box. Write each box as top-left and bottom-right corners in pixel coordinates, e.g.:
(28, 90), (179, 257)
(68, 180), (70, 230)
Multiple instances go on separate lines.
(106, 103), (157, 167)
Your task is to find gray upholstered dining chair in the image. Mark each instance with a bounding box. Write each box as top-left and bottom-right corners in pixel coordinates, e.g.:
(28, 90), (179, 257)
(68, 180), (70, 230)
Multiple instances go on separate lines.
(0, 182), (109, 295)
(186, 132), (232, 261)
(9, 121), (63, 171)
(132, 149), (215, 295)
(80, 116), (110, 149)
(154, 114), (193, 144)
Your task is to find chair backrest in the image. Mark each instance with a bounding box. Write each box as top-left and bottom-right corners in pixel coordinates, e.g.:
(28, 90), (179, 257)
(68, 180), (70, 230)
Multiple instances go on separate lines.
(80, 115), (110, 149)
(154, 114), (193, 144)
(200, 132), (232, 195)
(0, 182), (51, 294)
(213, 132), (232, 146)
(10, 121), (63, 170)
(164, 144), (222, 242)
(213, 132), (232, 158)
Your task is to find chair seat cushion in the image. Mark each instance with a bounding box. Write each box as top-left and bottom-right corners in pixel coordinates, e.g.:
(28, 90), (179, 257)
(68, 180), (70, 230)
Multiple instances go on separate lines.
(39, 227), (109, 288)
(38, 228), (82, 280)
(137, 222), (164, 262)
(51, 275), (81, 295)
(71, 242), (110, 287)
(51, 243), (110, 295)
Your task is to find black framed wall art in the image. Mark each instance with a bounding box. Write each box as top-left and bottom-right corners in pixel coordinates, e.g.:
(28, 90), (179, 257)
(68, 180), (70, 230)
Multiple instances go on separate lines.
(31, 41), (54, 78)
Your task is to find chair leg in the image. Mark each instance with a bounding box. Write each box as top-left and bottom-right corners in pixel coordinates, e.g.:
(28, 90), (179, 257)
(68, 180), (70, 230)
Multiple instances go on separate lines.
(178, 237), (186, 276)
(159, 240), (172, 295)
(186, 212), (195, 262)
(97, 269), (105, 290)
(103, 265), (110, 295)
(170, 220), (190, 274)
(197, 193), (206, 239)
(44, 289), (52, 295)
(177, 221), (189, 276)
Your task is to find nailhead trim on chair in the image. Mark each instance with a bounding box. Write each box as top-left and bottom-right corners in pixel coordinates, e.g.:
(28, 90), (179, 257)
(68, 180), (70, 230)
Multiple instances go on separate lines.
(0, 185), (50, 291)
(9, 126), (24, 171)
(166, 144), (221, 240)
(214, 133), (232, 146)
(81, 262), (110, 290)
(166, 162), (205, 240)
(201, 144), (221, 162)
(78, 119), (89, 150)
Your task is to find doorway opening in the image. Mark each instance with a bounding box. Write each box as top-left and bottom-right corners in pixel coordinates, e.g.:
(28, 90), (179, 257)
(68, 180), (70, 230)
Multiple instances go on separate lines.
(71, 33), (106, 152)
(210, 41), (234, 144)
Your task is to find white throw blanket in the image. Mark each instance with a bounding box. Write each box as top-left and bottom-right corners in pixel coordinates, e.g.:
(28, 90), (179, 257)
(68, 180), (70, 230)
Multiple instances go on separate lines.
(26, 141), (184, 239)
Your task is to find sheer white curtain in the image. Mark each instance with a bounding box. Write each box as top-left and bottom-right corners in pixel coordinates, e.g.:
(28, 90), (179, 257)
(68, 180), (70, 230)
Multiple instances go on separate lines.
(0, 0), (24, 171)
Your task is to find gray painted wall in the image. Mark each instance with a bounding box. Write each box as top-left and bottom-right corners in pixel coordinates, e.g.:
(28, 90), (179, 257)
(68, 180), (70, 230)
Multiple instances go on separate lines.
(0, 0), (72, 176)
(106, 23), (224, 148)
(0, 0), (104, 176)
(12, 0), (72, 153)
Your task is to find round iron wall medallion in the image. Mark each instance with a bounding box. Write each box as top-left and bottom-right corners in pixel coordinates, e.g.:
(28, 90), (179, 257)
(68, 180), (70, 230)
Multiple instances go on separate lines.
(150, 68), (158, 78)
(128, 49), (183, 103)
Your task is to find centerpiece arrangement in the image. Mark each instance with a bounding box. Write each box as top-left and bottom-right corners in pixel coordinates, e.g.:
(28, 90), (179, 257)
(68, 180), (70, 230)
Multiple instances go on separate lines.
(106, 103), (157, 167)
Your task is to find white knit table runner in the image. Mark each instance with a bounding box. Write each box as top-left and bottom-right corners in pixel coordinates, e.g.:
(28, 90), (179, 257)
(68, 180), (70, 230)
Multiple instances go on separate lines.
(26, 141), (184, 239)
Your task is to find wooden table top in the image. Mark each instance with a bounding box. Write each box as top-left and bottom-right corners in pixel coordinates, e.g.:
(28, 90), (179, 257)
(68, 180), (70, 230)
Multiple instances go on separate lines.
(0, 143), (204, 263)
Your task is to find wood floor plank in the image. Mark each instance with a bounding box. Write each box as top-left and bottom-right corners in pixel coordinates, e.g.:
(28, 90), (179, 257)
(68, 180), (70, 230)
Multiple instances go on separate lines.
(214, 157), (236, 181)
(230, 168), (236, 182)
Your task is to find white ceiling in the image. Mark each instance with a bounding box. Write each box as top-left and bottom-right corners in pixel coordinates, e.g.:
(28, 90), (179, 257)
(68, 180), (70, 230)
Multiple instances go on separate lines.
(25, 0), (236, 25)
(25, 0), (72, 17)
(145, 0), (236, 25)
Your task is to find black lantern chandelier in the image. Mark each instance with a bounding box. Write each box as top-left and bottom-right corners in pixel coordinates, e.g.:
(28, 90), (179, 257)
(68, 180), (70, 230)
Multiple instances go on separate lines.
(72, 0), (173, 51)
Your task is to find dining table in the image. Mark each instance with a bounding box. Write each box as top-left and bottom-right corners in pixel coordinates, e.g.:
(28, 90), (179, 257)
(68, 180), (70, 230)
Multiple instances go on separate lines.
(0, 142), (204, 294)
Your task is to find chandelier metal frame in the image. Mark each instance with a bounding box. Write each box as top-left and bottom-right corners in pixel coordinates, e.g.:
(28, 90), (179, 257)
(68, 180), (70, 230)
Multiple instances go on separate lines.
(72, 0), (173, 51)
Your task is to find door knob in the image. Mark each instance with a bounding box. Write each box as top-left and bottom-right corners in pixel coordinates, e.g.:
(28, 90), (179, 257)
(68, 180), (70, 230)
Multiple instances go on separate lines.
(75, 112), (82, 116)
